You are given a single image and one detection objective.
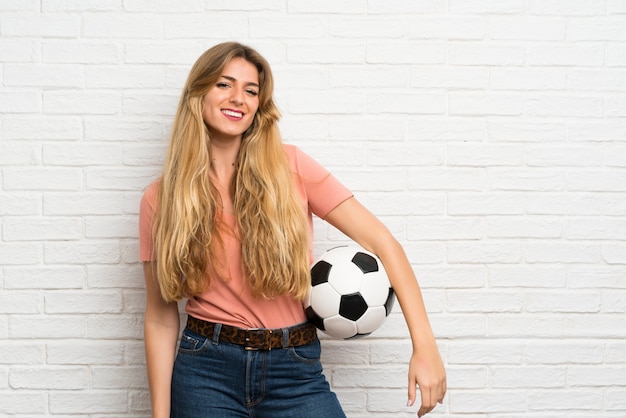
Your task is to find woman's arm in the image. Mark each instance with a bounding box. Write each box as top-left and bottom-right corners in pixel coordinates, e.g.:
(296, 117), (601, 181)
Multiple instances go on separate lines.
(142, 261), (180, 418)
(324, 197), (446, 417)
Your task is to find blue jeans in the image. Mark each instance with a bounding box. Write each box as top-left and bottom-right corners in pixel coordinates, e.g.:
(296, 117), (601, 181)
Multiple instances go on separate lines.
(171, 324), (346, 418)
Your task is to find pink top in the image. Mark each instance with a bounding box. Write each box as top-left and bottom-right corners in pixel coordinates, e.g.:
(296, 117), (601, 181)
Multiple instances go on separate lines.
(139, 144), (353, 329)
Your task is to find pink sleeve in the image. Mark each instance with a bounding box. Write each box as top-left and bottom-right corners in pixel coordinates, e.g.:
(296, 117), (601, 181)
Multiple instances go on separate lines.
(289, 145), (353, 219)
(139, 181), (158, 262)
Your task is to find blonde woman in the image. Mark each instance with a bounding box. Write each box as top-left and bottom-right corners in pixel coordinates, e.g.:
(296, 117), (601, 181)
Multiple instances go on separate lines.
(139, 42), (446, 418)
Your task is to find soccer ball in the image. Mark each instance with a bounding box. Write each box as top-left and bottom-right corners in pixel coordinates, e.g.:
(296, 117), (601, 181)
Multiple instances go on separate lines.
(304, 245), (396, 339)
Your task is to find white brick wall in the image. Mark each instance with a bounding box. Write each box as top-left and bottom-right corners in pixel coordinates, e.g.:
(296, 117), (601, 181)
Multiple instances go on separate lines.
(1, 1), (625, 416)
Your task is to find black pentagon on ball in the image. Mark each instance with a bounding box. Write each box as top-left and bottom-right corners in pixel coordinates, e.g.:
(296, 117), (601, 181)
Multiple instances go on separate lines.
(384, 288), (396, 316)
(310, 260), (332, 286)
(351, 252), (379, 274)
(305, 306), (325, 331)
(339, 293), (368, 321)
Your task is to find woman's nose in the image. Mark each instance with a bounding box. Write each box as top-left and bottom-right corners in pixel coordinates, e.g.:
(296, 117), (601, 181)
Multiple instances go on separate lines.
(229, 89), (243, 105)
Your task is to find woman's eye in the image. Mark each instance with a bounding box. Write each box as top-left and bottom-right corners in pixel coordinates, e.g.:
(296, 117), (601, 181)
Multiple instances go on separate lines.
(246, 89), (258, 96)
(216, 82), (230, 89)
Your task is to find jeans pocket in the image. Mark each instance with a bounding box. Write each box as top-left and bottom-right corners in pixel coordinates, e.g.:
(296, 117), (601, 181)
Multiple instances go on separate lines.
(288, 339), (321, 364)
(178, 329), (209, 355)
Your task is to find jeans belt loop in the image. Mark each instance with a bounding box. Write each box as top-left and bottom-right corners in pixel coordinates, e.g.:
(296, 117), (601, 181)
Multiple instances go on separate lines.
(281, 327), (289, 349)
(211, 323), (222, 345)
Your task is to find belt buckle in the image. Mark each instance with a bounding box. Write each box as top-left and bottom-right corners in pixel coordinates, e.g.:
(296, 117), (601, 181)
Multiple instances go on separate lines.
(243, 329), (272, 351)
(244, 329), (273, 351)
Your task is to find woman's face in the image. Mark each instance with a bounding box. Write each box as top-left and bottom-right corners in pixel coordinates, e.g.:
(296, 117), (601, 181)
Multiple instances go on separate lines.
(202, 57), (260, 142)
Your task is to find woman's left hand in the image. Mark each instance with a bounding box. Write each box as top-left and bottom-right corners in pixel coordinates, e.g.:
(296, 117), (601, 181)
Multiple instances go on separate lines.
(407, 343), (447, 417)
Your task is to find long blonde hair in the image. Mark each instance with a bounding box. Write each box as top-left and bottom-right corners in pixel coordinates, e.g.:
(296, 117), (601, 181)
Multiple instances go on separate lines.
(154, 42), (310, 302)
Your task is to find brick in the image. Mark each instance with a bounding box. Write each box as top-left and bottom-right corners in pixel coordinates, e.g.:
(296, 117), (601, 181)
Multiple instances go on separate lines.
(43, 143), (123, 166)
(528, 42), (604, 66)
(568, 18), (626, 41)
(491, 68), (567, 90)
(3, 217), (83, 241)
(368, 92), (447, 115)
(3, 64), (84, 88)
(568, 69), (626, 91)
(0, 342), (45, 364)
(408, 117), (487, 141)
(329, 18), (405, 38)
(287, 42), (366, 64)
(489, 17), (566, 40)
(447, 144), (524, 166)
(122, 93), (178, 115)
(564, 314), (626, 337)
(250, 16), (327, 39)
(450, 0), (524, 14)
(568, 171), (626, 192)
(449, 390), (527, 413)
(415, 265), (486, 289)
(526, 95), (604, 117)
(448, 192), (525, 215)
(367, 41), (445, 64)
(42, 0), (122, 11)
(569, 266), (626, 288)
(527, 192), (603, 215)
(92, 366), (147, 388)
(10, 366), (88, 389)
(607, 42), (626, 66)
(487, 217), (562, 239)
(429, 314), (486, 338)
(369, 0), (445, 13)
(10, 315), (86, 338)
(87, 264), (144, 289)
(85, 167), (160, 191)
(0, 39), (38, 62)
(449, 42), (525, 66)
(44, 192), (124, 215)
(85, 118), (165, 141)
(408, 168), (485, 191)
(124, 42), (204, 65)
(529, 0), (605, 16)
(3, 266), (84, 289)
(43, 91), (119, 115)
(602, 291), (626, 313)
(3, 168), (82, 191)
(287, 91), (364, 114)
(329, 65), (408, 88)
(448, 290), (523, 313)
(449, 93), (523, 116)
(1, 14), (80, 37)
(565, 217), (626, 240)
(49, 390), (128, 414)
(0, 0), (38, 11)
(42, 40), (121, 64)
(0, 243), (42, 265)
(489, 169), (564, 192)
(45, 291), (123, 314)
(328, 117), (406, 142)
(85, 216), (139, 239)
(123, 0), (203, 12)
(492, 366), (565, 388)
(411, 66), (488, 89)
(164, 15), (247, 39)
(489, 314), (565, 337)
(0, 392), (47, 414)
(87, 314), (143, 339)
(0, 141), (41, 165)
(490, 120), (566, 142)
(407, 217), (485, 240)
(528, 390), (602, 411)
(288, 0), (366, 14)
(526, 241), (602, 263)
(525, 341), (604, 364)
(448, 241), (522, 264)
(47, 340), (124, 365)
(83, 14), (161, 38)
(524, 291), (601, 313)
(0, 91), (41, 113)
(604, 242), (626, 264)
(489, 265), (567, 288)
(85, 65), (164, 88)
(526, 145), (603, 167)
(44, 241), (120, 264)
(365, 192), (444, 216)
(409, 17), (484, 39)
(2, 116), (82, 140)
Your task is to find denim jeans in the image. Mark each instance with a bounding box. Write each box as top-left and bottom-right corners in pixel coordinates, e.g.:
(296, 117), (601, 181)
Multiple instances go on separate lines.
(171, 324), (346, 418)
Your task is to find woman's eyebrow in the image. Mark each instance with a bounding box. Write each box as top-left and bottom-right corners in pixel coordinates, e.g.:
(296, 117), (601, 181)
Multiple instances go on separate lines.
(220, 75), (259, 88)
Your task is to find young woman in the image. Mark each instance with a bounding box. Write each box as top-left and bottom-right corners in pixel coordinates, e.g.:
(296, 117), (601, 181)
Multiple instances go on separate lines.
(139, 41), (446, 418)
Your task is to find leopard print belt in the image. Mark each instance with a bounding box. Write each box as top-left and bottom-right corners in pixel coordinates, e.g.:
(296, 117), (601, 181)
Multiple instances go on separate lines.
(186, 316), (318, 351)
